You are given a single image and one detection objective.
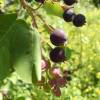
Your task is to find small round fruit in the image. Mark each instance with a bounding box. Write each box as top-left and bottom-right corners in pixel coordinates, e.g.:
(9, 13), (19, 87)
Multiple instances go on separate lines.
(57, 77), (67, 87)
(49, 67), (62, 78)
(49, 79), (57, 87)
(63, 9), (75, 22)
(52, 86), (61, 97)
(63, 0), (76, 5)
(50, 29), (67, 46)
(49, 47), (65, 62)
(72, 14), (86, 27)
(41, 59), (50, 71)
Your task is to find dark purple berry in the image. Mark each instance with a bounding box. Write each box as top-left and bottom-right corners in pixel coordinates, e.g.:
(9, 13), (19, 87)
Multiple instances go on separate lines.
(72, 14), (86, 27)
(35, 0), (45, 3)
(49, 47), (65, 63)
(63, 0), (77, 5)
(50, 29), (67, 46)
(63, 9), (75, 22)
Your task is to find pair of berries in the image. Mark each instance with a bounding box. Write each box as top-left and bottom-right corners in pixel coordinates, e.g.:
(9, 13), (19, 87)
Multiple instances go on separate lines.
(49, 29), (67, 62)
(63, 9), (86, 27)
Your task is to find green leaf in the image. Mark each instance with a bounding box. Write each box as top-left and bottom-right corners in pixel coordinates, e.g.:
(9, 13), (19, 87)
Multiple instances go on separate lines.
(0, 13), (41, 84)
(65, 47), (72, 60)
(43, 1), (64, 17)
(31, 28), (41, 83)
(0, 13), (17, 86)
(9, 20), (33, 83)
(0, 46), (11, 86)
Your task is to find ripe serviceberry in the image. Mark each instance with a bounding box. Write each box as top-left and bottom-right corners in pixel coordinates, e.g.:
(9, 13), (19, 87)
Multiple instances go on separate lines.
(63, 9), (75, 22)
(49, 47), (66, 63)
(63, 0), (77, 5)
(72, 14), (86, 27)
(50, 29), (67, 46)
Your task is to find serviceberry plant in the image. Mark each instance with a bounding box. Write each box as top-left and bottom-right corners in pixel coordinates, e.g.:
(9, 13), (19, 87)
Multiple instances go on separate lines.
(0, 0), (87, 98)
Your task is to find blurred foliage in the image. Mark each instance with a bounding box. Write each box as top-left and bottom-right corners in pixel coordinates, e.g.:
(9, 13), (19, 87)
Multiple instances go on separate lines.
(0, 0), (100, 100)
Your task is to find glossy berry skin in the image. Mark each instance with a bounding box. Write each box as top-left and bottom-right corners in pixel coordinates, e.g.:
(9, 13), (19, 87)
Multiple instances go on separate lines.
(50, 29), (67, 46)
(49, 47), (65, 63)
(63, 0), (76, 5)
(63, 9), (75, 22)
(72, 14), (86, 27)
(35, 0), (45, 3)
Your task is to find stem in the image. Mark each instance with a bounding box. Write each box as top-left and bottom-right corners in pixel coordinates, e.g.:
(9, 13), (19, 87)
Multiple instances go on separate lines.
(61, 4), (74, 11)
(36, 14), (54, 32)
(20, 0), (38, 28)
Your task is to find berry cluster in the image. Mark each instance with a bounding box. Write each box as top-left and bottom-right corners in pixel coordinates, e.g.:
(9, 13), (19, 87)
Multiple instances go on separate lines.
(25, 0), (86, 97)
(39, 61), (72, 97)
(63, 0), (86, 27)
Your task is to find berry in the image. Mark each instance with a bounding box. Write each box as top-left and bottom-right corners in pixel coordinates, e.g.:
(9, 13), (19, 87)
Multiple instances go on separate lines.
(50, 29), (67, 46)
(49, 79), (57, 87)
(63, 9), (75, 22)
(63, 0), (76, 5)
(35, 0), (45, 3)
(41, 59), (50, 71)
(57, 77), (67, 87)
(49, 67), (62, 78)
(52, 86), (61, 97)
(72, 14), (86, 27)
(49, 47), (66, 62)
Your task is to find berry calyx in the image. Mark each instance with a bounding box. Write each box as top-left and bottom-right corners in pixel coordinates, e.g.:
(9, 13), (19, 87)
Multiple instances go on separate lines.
(72, 14), (86, 27)
(63, 0), (77, 5)
(50, 29), (67, 46)
(63, 9), (75, 22)
(49, 47), (66, 63)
